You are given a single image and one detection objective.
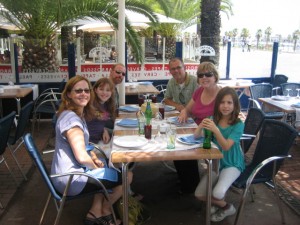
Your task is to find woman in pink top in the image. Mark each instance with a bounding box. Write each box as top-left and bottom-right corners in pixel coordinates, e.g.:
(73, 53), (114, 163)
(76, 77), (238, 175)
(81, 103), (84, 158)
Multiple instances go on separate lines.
(178, 62), (221, 125)
(175, 62), (221, 194)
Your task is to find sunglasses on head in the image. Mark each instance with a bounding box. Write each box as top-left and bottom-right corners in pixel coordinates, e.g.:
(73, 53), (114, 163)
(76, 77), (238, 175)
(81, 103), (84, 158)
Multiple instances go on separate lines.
(197, 71), (214, 78)
(72, 88), (91, 94)
(115, 70), (126, 76)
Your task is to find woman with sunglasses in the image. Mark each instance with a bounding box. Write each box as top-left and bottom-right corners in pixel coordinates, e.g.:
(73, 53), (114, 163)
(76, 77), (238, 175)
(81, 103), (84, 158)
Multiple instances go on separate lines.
(51, 75), (131, 225)
(178, 61), (221, 125)
(175, 62), (221, 194)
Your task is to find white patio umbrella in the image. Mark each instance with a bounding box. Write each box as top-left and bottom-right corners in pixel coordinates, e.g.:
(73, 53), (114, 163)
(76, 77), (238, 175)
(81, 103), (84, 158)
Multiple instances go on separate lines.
(77, 22), (149, 33)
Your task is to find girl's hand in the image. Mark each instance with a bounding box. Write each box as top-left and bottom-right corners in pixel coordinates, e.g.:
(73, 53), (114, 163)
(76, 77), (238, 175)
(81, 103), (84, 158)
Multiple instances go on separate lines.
(202, 118), (217, 132)
(102, 129), (110, 144)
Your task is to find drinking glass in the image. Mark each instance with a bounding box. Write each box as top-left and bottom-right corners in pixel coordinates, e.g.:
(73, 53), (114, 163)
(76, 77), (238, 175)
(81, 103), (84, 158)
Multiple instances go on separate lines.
(151, 94), (157, 103)
(166, 125), (176, 149)
(285, 88), (292, 97)
(138, 94), (144, 107)
(158, 103), (165, 119)
(296, 89), (300, 99)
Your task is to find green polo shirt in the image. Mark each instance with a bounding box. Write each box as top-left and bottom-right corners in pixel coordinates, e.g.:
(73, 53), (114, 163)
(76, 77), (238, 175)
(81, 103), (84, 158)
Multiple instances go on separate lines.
(164, 74), (198, 105)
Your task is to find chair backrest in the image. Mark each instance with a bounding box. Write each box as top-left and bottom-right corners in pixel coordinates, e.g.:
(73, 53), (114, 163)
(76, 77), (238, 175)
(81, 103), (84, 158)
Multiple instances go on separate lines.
(10, 101), (34, 145)
(272, 74), (288, 88)
(242, 108), (265, 153)
(0, 111), (16, 155)
(280, 82), (300, 97)
(249, 83), (273, 108)
(249, 119), (297, 178)
(23, 133), (62, 200)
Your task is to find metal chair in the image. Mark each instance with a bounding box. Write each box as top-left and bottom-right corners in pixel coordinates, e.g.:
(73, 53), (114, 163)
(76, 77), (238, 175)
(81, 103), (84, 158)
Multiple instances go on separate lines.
(272, 74), (288, 95)
(7, 101), (34, 180)
(32, 86), (62, 135)
(241, 108), (265, 154)
(0, 111), (17, 209)
(233, 119), (298, 225)
(280, 82), (300, 97)
(23, 133), (117, 225)
(155, 84), (167, 103)
(249, 83), (284, 120)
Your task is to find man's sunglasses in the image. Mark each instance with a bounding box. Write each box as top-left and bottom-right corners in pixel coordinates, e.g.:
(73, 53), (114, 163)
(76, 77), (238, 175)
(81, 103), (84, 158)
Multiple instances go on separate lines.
(197, 71), (214, 78)
(115, 70), (126, 76)
(72, 89), (91, 94)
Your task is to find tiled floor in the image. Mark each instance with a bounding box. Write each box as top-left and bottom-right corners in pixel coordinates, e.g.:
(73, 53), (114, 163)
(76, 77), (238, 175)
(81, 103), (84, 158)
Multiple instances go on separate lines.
(0, 121), (300, 225)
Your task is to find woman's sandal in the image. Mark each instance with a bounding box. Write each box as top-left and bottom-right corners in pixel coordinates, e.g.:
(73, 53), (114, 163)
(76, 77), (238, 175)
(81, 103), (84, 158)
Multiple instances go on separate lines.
(84, 211), (116, 225)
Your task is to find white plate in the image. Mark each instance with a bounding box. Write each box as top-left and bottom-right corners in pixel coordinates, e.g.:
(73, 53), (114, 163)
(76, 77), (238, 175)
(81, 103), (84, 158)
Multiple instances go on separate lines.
(164, 105), (175, 112)
(113, 136), (148, 148)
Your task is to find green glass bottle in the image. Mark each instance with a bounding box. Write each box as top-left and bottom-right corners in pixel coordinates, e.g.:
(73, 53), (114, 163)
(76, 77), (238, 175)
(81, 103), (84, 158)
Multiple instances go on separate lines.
(144, 100), (152, 139)
(203, 128), (212, 149)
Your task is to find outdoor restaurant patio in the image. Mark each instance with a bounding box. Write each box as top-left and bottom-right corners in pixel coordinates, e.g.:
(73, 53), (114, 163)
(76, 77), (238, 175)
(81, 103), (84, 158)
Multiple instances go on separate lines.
(0, 120), (299, 225)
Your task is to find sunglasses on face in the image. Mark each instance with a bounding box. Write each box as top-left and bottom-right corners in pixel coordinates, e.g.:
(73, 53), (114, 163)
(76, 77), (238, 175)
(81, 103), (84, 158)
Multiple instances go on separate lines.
(115, 70), (126, 76)
(72, 88), (91, 94)
(197, 71), (214, 78)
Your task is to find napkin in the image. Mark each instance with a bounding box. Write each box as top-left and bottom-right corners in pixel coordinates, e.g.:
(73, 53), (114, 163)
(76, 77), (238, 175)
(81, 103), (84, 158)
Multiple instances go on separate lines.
(179, 135), (204, 144)
(164, 105), (175, 112)
(86, 168), (118, 182)
(169, 117), (194, 125)
(116, 118), (138, 127)
(291, 102), (300, 108)
(119, 105), (139, 112)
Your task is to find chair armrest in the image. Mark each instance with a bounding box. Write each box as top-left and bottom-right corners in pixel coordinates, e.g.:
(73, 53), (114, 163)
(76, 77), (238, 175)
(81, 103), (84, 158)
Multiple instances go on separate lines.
(245, 155), (291, 187)
(50, 172), (112, 194)
(248, 98), (262, 109)
(88, 142), (109, 163)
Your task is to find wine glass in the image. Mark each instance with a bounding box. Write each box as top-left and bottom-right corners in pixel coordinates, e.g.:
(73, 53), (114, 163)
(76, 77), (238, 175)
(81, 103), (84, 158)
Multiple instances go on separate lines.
(296, 89), (300, 99)
(285, 88), (292, 97)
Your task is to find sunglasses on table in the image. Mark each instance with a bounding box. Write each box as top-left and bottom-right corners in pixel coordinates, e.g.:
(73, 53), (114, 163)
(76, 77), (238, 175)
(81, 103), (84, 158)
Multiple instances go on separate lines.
(197, 71), (214, 78)
(72, 89), (91, 94)
(115, 70), (126, 76)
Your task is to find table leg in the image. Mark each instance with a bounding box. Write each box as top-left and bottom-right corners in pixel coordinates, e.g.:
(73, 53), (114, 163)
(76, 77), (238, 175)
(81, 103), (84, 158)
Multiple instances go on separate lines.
(121, 162), (129, 225)
(206, 159), (212, 225)
(14, 97), (21, 126)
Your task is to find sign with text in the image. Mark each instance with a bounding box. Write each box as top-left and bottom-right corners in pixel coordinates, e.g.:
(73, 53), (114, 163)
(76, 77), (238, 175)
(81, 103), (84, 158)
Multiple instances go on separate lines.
(0, 63), (199, 83)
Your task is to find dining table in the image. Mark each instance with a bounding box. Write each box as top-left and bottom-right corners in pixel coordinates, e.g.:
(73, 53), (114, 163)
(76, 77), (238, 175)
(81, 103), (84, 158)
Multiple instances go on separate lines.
(0, 84), (38, 118)
(125, 82), (160, 96)
(258, 96), (300, 122)
(218, 79), (254, 99)
(109, 104), (223, 225)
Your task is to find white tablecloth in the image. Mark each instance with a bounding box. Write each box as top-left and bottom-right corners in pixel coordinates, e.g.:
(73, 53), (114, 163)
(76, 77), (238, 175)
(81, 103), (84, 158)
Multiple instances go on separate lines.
(2, 84), (39, 100)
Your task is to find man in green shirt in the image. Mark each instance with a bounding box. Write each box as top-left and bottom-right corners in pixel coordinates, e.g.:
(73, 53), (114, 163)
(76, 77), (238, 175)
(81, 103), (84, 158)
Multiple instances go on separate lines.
(164, 58), (198, 112)
(164, 57), (199, 194)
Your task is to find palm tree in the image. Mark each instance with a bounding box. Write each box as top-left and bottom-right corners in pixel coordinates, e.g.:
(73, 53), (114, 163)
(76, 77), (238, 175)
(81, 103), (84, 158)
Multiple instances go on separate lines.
(200, 0), (221, 64)
(264, 27), (272, 49)
(0, 0), (160, 71)
(292, 29), (300, 52)
(231, 28), (238, 47)
(256, 29), (262, 49)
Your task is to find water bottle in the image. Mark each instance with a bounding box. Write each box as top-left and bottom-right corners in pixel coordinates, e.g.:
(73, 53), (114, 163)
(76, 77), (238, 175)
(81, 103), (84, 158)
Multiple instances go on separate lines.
(144, 100), (152, 139)
(137, 110), (145, 135)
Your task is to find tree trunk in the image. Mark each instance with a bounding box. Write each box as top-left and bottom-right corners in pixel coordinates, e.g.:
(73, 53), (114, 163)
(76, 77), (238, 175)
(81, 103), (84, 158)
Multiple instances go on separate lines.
(200, 0), (221, 66)
(22, 38), (58, 72)
(61, 26), (74, 59)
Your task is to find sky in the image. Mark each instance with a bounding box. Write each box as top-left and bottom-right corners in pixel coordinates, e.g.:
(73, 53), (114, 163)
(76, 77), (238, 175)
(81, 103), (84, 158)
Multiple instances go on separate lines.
(221, 0), (300, 38)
